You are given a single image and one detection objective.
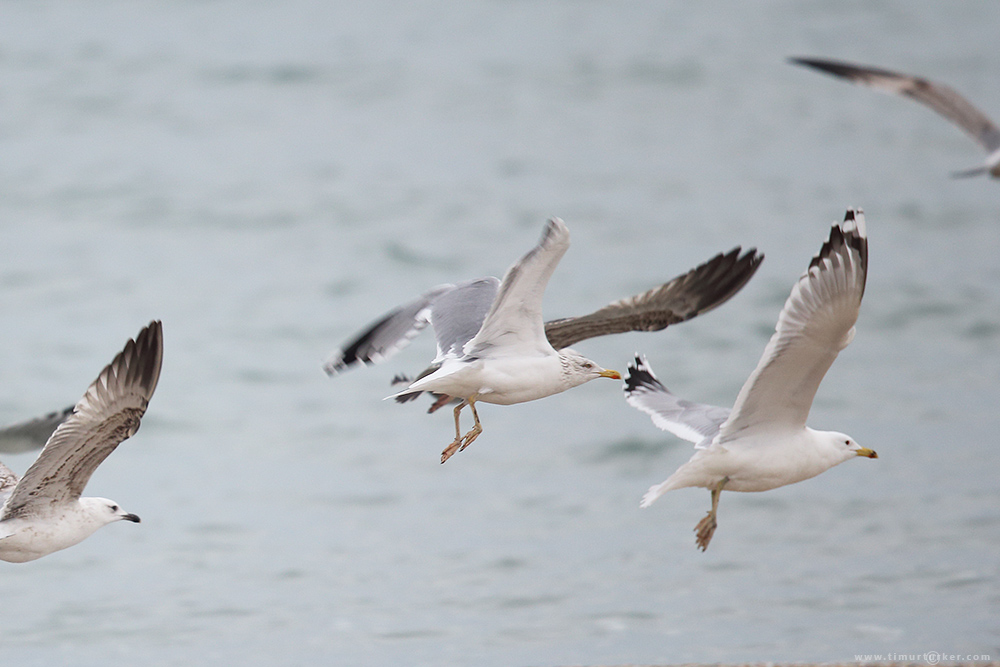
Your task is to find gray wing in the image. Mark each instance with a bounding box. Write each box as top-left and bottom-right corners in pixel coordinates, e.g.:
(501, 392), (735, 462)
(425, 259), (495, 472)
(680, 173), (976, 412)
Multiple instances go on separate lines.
(323, 284), (455, 376)
(718, 210), (867, 442)
(1, 321), (163, 520)
(0, 406), (74, 454)
(544, 247), (762, 350)
(389, 277), (500, 405)
(623, 354), (729, 446)
(428, 277), (500, 362)
(464, 218), (570, 359)
(791, 57), (1000, 154)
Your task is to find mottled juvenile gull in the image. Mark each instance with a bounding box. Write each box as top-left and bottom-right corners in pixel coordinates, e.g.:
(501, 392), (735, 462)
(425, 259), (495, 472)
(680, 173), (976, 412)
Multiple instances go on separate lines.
(325, 218), (762, 462)
(792, 56), (1000, 178)
(0, 406), (73, 454)
(624, 210), (876, 551)
(0, 321), (163, 562)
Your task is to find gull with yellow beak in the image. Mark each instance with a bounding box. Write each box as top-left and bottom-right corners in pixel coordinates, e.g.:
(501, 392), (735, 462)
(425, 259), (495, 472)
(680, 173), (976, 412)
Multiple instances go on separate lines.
(389, 218), (621, 462)
(625, 210), (877, 550)
(327, 217), (763, 463)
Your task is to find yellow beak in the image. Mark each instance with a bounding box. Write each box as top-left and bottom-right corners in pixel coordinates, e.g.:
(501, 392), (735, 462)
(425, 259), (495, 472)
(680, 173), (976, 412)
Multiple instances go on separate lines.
(856, 447), (878, 459)
(601, 369), (622, 380)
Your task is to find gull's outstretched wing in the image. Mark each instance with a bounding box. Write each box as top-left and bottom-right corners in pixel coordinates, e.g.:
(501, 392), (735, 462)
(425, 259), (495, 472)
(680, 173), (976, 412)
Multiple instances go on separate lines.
(0, 406), (74, 454)
(1, 322), (164, 520)
(718, 210), (868, 442)
(323, 284), (455, 376)
(791, 57), (1000, 175)
(623, 354), (730, 446)
(428, 277), (500, 362)
(545, 247), (762, 350)
(464, 218), (571, 359)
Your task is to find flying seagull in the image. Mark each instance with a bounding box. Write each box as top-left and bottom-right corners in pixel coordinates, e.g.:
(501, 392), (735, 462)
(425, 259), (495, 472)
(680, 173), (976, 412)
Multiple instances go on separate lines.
(791, 56), (1000, 178)
(389, 244), (764, 415)
(0, 321), (163, 562)
(624, 210), (876, 551)
(0, 406), (74, 454)
(325, 218), (762, 462)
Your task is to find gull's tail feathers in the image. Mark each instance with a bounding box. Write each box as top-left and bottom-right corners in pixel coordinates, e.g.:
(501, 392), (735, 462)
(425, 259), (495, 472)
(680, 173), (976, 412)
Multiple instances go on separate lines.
(640, 481), (672, 508)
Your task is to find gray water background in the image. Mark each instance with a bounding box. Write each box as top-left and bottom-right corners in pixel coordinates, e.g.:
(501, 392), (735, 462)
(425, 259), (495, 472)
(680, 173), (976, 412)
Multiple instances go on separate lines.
(0, 1), (998, 665)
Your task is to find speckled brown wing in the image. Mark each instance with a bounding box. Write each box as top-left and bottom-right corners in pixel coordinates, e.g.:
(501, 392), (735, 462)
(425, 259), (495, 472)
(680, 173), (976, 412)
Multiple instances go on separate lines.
(0, 321), (163, 520)
(543, 246), (762, 351)
(791, 57), (1000, 154)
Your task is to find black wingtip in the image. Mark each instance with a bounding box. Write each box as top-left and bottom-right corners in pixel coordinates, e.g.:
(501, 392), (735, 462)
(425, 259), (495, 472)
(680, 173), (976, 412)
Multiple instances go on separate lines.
(808, 209), (868, 295)
(789, 56), (858, 78)
(116, 321), (163, 401)
(390, 374), (413, 386)
(693, 245), (765, 316)
(787, 55), (815, 68)
(45, 406), (75, 421)
(623, 353), (667, 396)
(742, 246), (764, 273)
(137, 320), (164, 398)
(677, 246), (761, 313)
(789, 55), (839, 68)
(324, 303), (415, 378)
(789, 56), (910, 85)
(390, 373), (425, 404)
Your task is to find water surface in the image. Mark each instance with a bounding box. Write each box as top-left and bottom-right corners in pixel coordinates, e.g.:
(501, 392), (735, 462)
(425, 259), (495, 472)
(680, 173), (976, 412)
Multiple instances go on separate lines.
(0, 2), (998, 665)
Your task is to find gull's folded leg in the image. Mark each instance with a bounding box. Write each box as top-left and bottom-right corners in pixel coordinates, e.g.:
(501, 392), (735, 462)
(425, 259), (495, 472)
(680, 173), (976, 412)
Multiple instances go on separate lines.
(427, 393), (453, 414)
(458, 398), (483, 452)
(440, 400), (469, 464)
(695, 476), (728, 551)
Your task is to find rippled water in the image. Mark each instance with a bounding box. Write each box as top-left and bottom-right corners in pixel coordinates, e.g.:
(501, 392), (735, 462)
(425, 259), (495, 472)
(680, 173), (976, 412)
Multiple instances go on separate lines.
(1, 2), (998, 666)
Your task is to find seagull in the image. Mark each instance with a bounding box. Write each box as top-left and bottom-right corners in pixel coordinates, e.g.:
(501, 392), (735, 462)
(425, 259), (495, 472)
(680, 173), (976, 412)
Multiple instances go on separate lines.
(0, 321), (163, 563)
(325, 217), (763, 462)
(791, 56), (1000, 178)
(385, 244), (764, 416)
(0, 406), (73, 454)
(624, 210), (877, 551)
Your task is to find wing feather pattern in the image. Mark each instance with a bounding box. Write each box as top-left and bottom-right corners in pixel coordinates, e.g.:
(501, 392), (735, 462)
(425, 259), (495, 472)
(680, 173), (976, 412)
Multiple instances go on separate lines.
(718, 210), (867, 441)
(623, 354), (730, 445)
(545, 247), (762, 350)
(792, 57), (1000, 176)
(464, 218), (570, 359)
(322, 285), (455, 376)
(1, 321), (163, 519)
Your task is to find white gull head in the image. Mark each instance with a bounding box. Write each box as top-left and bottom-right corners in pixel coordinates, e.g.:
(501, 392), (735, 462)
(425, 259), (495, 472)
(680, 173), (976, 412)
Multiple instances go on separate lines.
(558, 348), (621, 390)
(0, 321), (162, 563)
(0, 497), (140, 563)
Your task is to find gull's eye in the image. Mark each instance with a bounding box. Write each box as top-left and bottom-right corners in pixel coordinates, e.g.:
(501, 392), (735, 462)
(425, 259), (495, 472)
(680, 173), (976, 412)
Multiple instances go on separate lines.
(844, 440), (851, 446)
(110, 504), (119, 512)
